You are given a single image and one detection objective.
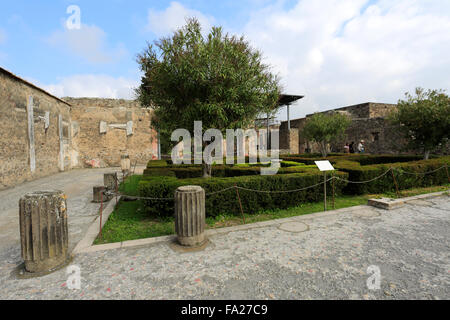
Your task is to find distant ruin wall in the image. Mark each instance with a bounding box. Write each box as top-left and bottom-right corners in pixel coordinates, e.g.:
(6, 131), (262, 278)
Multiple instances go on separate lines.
(0, 70), (72, 190)
(65, 98), (158, 167)
(280, 102), (408, 155)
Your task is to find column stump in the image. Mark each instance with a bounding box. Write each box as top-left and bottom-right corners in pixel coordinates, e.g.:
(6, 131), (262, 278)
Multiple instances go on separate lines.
(93, 186), (112, 203)
(175, 185), (206, 247)
(19, 191), (69, 273)
(104, 172), (118, 191)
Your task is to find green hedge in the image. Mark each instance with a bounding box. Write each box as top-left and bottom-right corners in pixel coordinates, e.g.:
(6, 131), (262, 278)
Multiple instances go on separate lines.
(146, 160), (169, 168)
(138, 171), (349, 218)
(143, 163), (319, 179)
(334, 157), (449, 194)
(281, 154), (435, 166)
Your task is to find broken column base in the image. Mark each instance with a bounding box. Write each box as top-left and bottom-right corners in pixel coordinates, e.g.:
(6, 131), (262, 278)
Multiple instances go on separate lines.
(93, 186), (112, 203)
(368, 198), (405, 210)
(15, 255), (73, 279)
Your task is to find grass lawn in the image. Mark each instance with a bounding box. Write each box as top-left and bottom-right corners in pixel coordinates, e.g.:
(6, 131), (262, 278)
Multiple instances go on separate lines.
(94, 175), (449, 245)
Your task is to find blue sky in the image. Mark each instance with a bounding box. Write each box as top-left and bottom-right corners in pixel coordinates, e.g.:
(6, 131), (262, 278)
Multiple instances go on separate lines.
(1, 0), (449, 120)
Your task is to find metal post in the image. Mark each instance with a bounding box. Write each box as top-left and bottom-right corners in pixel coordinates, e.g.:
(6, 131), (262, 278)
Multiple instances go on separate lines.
(234, 185), (246, 224)
(332, 172), (335, 210)
(266, 112), (270, 150)
(324, 172), (327, 211)
(115, 175), (118, 205)
(99, 190), (103, 238)
(391, 168), (400, 198)
(157, 131), (161, 160)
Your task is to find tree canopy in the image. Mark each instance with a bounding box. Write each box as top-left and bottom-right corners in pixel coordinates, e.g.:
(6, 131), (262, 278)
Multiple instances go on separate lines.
(389, 88), (450, 159)
(136, 18), (281, 162)
(302, 112), (351, 157)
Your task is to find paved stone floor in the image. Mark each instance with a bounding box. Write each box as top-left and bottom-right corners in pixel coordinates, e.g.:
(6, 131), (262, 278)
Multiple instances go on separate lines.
(0, 179), (448, 299)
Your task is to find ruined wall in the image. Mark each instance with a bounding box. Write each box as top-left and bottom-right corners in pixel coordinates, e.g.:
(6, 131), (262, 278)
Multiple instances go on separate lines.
(280, 102), (407, 155)
(66, 98), (158, 167)
(0, 69), (72, 190)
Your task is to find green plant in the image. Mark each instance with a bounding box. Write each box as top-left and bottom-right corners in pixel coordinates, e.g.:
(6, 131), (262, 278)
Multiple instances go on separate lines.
(302, 112), (351, 157)
(138, 171), (348, 218)
(136, 18), (281, 176)
(334, 156), (449, 194)
(389, 88), (450, 159)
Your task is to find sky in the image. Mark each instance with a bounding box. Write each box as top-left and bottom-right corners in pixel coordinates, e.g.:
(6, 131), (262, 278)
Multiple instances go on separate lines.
(1, 0), (449, 120)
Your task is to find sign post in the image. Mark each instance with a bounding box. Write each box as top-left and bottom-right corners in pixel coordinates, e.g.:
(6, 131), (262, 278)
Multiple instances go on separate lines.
(314, 160), (335, 211)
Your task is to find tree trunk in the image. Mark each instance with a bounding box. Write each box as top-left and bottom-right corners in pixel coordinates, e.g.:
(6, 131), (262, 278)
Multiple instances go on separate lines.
(424, 150), (430, 160)
(320, 141), (328, 157)
(202, 163), (212, 178)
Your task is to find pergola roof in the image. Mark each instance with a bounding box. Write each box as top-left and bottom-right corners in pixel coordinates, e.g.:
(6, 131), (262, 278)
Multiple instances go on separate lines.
(278, 94), (304, 106)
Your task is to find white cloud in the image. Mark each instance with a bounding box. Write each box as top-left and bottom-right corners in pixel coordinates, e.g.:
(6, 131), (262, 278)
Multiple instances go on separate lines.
(39, 74), (139, 99)
(241, 0), (450, 120)
(147, 1), (214, 36)
(46, 24), (127, 64)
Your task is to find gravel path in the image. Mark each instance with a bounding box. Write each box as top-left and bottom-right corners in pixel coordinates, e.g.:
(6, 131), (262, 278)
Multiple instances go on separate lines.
(1, 191), (448, 300)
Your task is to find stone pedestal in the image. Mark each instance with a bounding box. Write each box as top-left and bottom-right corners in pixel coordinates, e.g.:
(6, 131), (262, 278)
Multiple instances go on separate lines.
(175, 185), (206, 247)
(93, 186), (105, 203)
(19, 191), (69, 273)
(104, 172), (118, 191)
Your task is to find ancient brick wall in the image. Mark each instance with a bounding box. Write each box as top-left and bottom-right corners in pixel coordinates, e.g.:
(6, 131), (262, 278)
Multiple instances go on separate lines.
(0, 69), (72, 190)
(281, 102), (407, 155)
(65, 98), (158, 167)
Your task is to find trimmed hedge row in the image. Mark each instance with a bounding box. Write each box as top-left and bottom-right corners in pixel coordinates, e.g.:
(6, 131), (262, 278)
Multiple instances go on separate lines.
(280, 154), (428, 166)
(334, 157), (449, 194)
(144, 161), (316, 179)
(138, 171), (349, 218)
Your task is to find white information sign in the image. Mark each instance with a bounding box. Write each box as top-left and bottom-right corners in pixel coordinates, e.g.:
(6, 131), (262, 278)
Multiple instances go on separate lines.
(314, 160), (335, 172)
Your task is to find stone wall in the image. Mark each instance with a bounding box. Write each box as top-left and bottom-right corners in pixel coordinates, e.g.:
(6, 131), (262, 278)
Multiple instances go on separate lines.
(280, 102), (407, 155)
(0, 68), (72, 190)
(65, 97), (158, 167)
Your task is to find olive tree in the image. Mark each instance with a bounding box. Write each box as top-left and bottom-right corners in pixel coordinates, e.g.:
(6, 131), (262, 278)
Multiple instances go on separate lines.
(389, 88), (450, 159)
(136, 18), (281, 177)
(302, 112), (351, 157)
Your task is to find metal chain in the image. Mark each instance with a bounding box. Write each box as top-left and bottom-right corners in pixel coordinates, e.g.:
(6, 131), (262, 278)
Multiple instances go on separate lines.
(333, 168), (392, 184)
(392, 165), (447, 175)
(234, 178), (333, 194)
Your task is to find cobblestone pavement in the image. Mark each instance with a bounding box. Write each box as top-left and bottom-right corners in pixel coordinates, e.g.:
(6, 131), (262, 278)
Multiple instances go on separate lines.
(0, 167), (145, 283)
(0, 190), (448, 299)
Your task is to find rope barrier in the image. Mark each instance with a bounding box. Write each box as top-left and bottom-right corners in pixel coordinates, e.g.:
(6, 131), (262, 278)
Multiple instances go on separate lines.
(333, 168), (392, 184)
(108, 164), (448, 200)
(234, 178), (333, 194)
(392, 165), (448, 175)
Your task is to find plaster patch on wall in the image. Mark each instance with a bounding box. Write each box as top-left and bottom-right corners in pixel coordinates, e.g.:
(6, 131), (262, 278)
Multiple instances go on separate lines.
(27, 96), (36, 173)
(44, 111), (50, 129)
(58, 114), (64, 171)
(100, 121), (107, 134)
(126, 121), (133, 136)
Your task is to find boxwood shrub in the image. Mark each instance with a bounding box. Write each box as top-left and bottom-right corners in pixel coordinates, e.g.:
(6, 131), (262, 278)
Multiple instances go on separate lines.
(334, 156), (449, 194)
(138, 171), (349, 218)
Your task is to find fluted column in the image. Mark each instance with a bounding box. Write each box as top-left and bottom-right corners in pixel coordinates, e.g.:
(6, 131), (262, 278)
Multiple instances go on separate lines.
(19, 190), (69, 273)
(175, 185), (206, 247)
